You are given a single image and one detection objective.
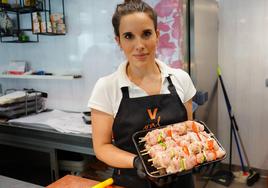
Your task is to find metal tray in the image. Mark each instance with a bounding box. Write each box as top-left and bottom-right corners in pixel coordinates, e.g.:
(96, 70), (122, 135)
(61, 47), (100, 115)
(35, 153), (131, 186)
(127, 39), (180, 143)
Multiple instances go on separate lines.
(132, 122), (226, 183)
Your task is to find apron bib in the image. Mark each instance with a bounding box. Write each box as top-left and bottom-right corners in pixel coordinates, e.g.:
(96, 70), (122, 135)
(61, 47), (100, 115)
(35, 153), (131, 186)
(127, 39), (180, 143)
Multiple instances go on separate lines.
(112, 76), (194, 188)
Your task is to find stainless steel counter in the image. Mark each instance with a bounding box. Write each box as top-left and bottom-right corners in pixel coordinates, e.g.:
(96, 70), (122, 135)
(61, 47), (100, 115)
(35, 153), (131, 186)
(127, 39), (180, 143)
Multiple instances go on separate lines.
(0, 122), (93, 155)
(0, 122), (94, 182)
(0, 175), (44, 188)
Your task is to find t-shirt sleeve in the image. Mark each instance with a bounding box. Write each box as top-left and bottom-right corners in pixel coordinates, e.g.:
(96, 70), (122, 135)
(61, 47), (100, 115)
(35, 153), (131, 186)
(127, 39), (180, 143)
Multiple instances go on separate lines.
(182, 72), (196, 102)
(88, 78), (113, 115)
(172, 69), (196, 103)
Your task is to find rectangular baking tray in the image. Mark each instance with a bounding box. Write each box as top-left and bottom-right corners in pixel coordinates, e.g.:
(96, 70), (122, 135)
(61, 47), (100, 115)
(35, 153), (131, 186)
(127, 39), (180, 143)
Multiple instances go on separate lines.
(132, 122), (226, 182)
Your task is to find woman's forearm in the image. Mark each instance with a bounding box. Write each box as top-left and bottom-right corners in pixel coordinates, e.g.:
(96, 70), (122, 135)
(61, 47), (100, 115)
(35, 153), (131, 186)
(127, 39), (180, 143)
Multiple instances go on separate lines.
(91, 109), (135, 168)
(184, 99), (193, 120)
(94, 143), (136, 168)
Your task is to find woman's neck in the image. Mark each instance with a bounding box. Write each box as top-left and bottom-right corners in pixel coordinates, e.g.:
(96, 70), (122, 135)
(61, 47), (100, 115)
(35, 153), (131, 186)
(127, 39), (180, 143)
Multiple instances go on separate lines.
(126, 61), (160, 81)
(126, 61), (162, 95)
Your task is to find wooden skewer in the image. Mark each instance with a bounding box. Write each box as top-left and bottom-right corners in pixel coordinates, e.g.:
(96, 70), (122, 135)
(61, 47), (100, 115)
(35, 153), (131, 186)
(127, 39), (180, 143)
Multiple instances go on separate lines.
(139, 139), (146, 143)
(150, 163), (165, 170)
(150, 170), (160, 175)
(141, 152), (149, 156)
(140, 148), (148, 153)
(148, 158), (153, 162)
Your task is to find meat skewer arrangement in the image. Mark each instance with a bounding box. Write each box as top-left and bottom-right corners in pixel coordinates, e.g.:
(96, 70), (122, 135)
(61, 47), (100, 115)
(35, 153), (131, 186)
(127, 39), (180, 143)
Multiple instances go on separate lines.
(139, 121), (226, 175)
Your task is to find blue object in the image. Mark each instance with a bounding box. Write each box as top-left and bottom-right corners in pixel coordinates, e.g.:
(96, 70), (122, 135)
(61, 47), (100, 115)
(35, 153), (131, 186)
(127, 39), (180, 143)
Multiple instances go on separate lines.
(193, 91), (208, 105)
(32, 71), (45, 75)
(192, 101), (198, 113)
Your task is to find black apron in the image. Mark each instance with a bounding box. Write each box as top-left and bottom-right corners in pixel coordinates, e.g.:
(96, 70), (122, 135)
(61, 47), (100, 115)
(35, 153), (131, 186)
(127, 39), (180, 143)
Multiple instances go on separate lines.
(112, 76), (194, 188)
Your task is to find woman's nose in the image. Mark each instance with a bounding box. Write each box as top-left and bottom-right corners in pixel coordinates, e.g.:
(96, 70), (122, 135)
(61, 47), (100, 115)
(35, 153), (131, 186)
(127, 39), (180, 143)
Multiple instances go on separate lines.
(135, 38), (145, 51)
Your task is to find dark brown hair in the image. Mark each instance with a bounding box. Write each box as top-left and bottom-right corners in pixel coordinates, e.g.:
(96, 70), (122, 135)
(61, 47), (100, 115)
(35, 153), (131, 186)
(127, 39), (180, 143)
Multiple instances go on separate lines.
(112, 0), (158, 37)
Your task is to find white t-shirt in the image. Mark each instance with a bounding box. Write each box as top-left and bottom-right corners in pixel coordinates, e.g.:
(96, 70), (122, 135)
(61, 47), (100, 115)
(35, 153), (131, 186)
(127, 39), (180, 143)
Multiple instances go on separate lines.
(88, 59), (196, 117)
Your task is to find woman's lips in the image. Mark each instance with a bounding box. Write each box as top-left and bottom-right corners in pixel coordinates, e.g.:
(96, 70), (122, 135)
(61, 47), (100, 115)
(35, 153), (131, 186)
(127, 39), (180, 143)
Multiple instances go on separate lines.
(133, 53), (149, 61)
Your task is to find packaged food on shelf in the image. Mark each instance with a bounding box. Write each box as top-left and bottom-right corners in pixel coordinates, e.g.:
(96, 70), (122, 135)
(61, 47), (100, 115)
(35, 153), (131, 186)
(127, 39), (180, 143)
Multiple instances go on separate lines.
(32, 22), (40, 33)
(32, 12), (42, 23)
(50, 13), (64, 24)
(56, 23), (66, 34)
(40, 21), (52, 33)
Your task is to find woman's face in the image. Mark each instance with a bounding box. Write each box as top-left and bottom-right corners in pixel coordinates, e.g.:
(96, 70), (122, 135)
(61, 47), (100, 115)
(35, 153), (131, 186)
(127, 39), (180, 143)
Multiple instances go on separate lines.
(116, 12), (159, 66)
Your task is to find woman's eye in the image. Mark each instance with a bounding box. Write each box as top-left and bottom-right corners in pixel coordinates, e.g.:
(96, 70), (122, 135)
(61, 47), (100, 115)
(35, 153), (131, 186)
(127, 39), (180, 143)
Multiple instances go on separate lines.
(143, 31), (152, 38)
(124, 33), (133, 40)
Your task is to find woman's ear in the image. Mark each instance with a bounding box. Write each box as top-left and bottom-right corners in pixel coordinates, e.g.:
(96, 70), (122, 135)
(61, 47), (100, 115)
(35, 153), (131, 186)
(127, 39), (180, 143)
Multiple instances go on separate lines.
(156, 29), (160, 42)
(115, 36), (121, 48)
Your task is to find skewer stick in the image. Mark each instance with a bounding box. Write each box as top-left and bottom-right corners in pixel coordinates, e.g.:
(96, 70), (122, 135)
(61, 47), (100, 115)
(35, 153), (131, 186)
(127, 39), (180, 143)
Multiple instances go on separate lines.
(139, 139), (146, 143)
(150, 163), (165, 170)
(140, 148), (148, 153)
(141, 152), (149, 156)
(150, 171), (160, 175)
(148, 158), (153, 162)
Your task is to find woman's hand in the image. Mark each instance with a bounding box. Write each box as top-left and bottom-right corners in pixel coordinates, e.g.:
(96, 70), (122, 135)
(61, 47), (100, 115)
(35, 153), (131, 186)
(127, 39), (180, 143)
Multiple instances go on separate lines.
(133, 156), (146, 179)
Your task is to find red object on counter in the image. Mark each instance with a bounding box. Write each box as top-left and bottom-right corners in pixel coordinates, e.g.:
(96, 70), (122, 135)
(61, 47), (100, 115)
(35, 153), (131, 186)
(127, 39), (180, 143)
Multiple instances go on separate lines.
(7, 71), (24, 75)
(46, 175), (123, 188)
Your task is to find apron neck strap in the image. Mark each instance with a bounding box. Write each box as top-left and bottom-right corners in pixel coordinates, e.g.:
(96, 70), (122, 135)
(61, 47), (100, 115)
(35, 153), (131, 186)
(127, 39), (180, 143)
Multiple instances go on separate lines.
(167, 75), (177, 95)
(121, 87), (129, 98)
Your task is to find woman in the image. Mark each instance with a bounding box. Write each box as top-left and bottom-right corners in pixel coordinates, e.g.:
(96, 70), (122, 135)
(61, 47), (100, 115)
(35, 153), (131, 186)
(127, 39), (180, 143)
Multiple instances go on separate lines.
(88, 0), (196, 187)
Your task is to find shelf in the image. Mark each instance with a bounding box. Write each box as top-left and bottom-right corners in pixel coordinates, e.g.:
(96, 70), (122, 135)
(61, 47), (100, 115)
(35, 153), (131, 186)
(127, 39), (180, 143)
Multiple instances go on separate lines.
(0, 40), (38, 43)
(0, 4), (47, 14)
(0, 0), (66, 43)
(0, 34), (14, 37)
(0, 74), (82, 80)
(5, 7), (44, 14)
(33, 32), (66, 36)
(0, 29), (39, 43)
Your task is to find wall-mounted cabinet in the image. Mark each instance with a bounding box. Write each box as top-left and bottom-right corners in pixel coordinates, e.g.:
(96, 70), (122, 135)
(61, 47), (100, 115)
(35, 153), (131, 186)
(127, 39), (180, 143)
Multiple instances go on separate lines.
(0, 0), (66, 43)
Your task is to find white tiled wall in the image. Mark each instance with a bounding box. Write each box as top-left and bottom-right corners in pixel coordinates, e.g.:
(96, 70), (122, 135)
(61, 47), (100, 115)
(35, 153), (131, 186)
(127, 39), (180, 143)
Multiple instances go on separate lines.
(0, 0), (185, 112)
(218, 0), (268, 170)
(0, 0), (124, 111)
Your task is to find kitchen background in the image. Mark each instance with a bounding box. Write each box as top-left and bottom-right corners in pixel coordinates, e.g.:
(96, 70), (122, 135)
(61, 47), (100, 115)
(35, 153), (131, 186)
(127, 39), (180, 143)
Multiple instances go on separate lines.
(218, 0), (268, 172)
(0, 0), (267, 175)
